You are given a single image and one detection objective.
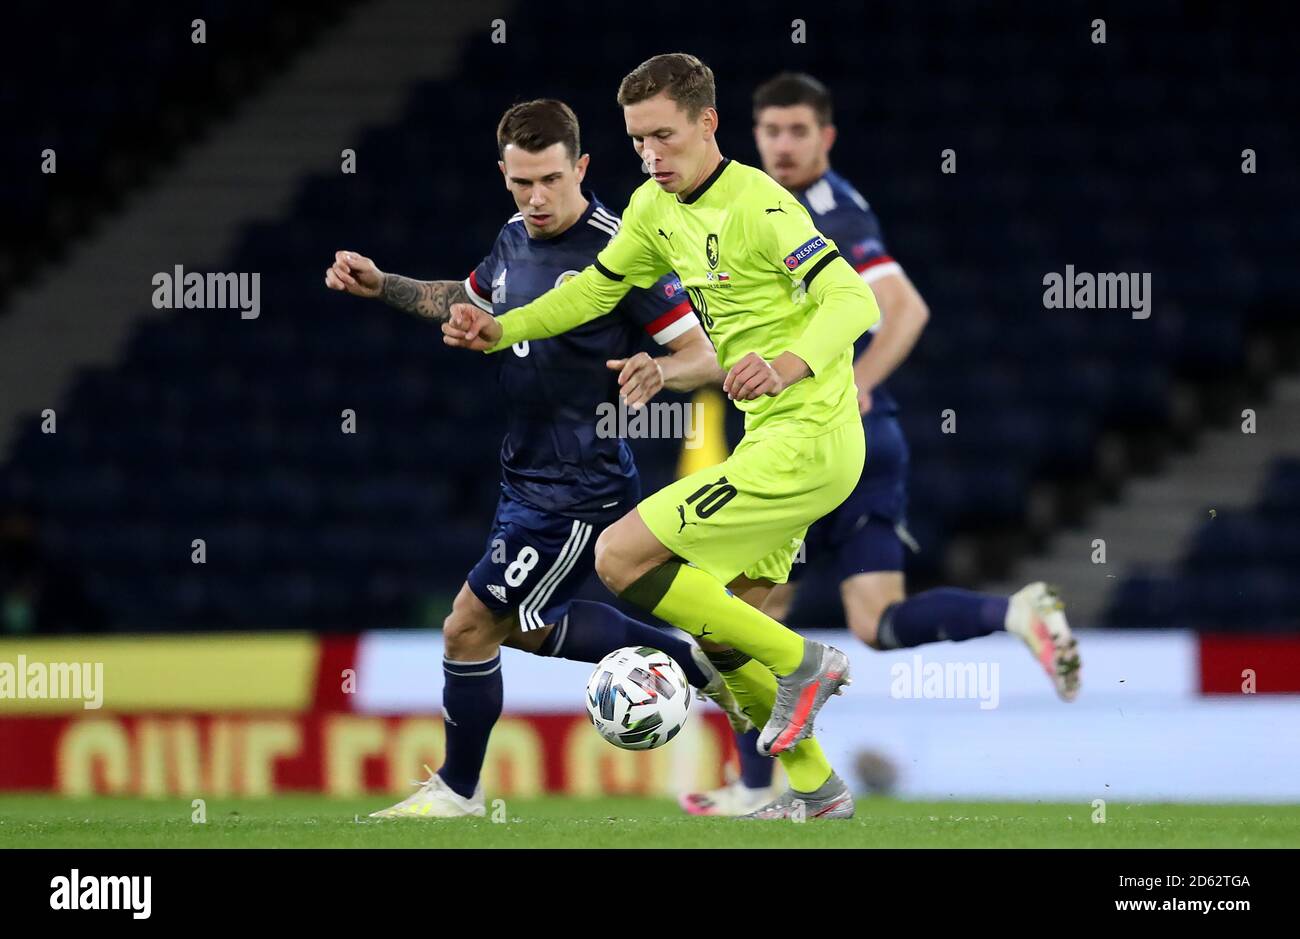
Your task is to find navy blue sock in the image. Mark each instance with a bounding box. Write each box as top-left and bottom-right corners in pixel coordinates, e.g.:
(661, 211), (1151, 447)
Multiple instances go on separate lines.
(437, 654), (503, 800)
(734, 728), (773, 789)
(876, 589), (1009, 650)
(538, 599), (709, 689)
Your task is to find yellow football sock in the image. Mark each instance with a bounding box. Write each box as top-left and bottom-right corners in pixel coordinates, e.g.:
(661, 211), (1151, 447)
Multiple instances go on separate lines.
(622, 561), (805, 675)
(721, 658), (832, 792)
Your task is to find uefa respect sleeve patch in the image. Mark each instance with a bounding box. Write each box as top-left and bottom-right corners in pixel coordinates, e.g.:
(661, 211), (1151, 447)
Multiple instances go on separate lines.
(783, 236), (828, 270)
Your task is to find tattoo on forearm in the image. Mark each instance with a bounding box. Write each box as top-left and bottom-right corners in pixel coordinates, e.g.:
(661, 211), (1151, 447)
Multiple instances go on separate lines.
(381, 276), (471, 320)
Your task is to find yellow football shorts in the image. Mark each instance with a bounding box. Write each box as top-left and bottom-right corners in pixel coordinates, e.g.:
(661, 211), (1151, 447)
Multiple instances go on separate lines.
(637, 418), (865, 587)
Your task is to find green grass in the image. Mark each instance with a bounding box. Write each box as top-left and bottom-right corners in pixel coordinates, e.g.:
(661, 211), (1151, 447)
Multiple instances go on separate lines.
(2, 796), (1299, 848)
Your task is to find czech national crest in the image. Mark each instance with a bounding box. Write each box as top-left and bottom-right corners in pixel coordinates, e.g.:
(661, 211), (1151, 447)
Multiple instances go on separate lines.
(705, 233), (719, 269)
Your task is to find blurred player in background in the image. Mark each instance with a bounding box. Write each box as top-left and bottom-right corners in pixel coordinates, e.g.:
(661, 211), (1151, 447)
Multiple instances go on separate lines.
(444, 54), (880, 819)
(325, 99), (748, 818)
(679, 73), (1084, 816)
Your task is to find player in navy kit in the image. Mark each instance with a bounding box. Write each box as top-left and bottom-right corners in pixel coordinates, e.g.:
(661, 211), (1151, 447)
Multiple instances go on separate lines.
(680, 74), (1083, 816)
(324, 100), (744, 818)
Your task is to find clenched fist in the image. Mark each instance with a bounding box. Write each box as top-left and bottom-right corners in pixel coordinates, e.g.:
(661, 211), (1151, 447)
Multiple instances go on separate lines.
(723, 352), (785, 400)
(442, 303), (503, 351)
(606, 352), (665, 409)
(324, 251), (384, 298)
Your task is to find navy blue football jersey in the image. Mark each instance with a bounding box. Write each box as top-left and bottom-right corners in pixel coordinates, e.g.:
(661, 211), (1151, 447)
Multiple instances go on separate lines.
(463, 194), (696, 521)
(793, 169), (902, 414)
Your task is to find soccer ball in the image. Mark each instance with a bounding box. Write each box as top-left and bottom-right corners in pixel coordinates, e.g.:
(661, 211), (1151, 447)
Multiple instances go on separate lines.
(585, 646), (692, 750)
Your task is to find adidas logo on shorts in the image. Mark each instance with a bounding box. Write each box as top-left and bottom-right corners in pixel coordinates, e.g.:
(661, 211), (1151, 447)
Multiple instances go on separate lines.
(487, 584), (507, 603)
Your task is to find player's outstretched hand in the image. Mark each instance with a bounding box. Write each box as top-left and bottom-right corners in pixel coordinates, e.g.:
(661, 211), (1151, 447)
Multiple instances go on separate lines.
(443, 303), (503, 351)
(607, 353), (665, 410)
(723, 352), (784, 400)
(324, 251), (384, 299)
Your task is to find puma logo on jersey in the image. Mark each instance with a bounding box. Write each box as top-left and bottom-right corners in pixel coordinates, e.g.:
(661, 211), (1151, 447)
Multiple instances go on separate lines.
(657, 228), (673, 242)
(487, 584), (507, 603)
(676, 504), (698, 533)
(764, 205), (787, 214)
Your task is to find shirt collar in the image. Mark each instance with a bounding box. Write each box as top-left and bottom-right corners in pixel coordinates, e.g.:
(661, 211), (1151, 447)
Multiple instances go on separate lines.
(679, 158), (731, 206)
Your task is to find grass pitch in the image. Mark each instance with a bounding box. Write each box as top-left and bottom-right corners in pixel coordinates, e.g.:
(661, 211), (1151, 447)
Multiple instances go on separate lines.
(2, 795), (1298, 848)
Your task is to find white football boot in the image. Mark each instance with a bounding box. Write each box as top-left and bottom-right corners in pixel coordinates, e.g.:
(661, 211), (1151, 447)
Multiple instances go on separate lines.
(1006, 582), (1082, 701)
(679, 776), (777, 817)
(369, 768), (485, 819)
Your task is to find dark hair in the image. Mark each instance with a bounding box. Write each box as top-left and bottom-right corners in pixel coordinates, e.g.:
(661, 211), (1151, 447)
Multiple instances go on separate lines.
(496, 99), (581, 161)
(752, 72), (833, 126)
(617, 53), (716, 120)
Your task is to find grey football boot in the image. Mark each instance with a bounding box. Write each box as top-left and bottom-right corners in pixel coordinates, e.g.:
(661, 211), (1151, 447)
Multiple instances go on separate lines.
(758, 638), (851, 756)
(741, 771), (855, 821)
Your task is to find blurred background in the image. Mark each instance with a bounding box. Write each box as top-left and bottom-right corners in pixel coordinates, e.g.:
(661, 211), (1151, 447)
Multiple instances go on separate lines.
(0, 0), (1297, 803)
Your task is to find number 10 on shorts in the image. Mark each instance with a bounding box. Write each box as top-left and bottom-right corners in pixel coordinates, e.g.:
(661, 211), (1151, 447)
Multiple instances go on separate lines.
(684, 476), (738, 519)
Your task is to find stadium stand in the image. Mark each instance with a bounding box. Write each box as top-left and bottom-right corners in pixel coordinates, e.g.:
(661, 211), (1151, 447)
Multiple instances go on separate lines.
(0, 0), (353, 308)
(1, 1), (1296, 631)
(1106, 456), (1300, 631)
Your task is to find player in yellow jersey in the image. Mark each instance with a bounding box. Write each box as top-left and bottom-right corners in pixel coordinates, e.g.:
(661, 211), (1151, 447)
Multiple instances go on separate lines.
(443, 54), (881, 818)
